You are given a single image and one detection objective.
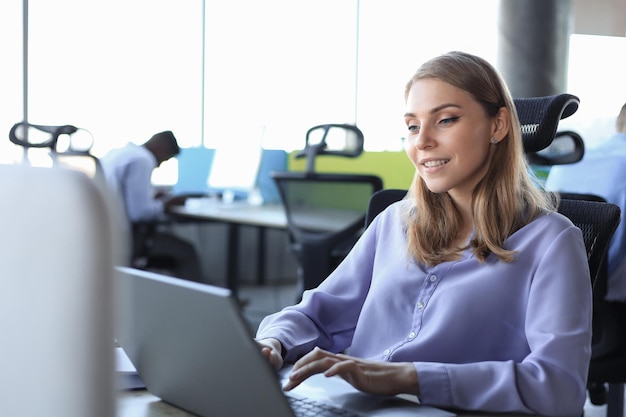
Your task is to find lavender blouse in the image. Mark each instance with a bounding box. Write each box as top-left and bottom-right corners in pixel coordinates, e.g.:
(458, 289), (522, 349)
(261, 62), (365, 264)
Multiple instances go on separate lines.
(256, 200), (592, 416)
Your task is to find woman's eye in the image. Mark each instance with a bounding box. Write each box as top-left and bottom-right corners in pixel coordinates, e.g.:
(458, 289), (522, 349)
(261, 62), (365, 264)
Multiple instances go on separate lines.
(439, 116), (460, 125)
(407, 124), (420, 133)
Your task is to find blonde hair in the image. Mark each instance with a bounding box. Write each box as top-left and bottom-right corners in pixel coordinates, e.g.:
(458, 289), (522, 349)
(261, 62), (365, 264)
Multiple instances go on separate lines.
(403, 51), (556, 265)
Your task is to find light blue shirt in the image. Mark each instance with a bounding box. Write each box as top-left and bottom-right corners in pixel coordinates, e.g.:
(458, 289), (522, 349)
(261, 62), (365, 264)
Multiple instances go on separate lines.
(545, 132), (626, 301)
(100, 143), (164, 223)
(256, 200), (591, 416)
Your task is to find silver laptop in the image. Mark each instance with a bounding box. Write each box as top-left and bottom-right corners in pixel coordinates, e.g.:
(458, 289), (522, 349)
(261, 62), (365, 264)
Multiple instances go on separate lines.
(114, 266), (455, 417)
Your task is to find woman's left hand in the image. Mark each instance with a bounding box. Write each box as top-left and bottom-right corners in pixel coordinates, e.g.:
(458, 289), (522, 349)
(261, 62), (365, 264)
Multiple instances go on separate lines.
(283, 347), (420, 397)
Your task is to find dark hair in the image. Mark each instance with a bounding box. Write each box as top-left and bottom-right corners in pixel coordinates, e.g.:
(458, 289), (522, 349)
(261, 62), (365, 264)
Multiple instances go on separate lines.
(149, 130), (180, 156)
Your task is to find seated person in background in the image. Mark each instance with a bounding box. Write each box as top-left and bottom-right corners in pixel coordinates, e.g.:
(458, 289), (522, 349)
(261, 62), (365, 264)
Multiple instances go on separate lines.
(100, 130), (204, 282)
(256, 51), (591, 416)
(545, 102), (626, 302)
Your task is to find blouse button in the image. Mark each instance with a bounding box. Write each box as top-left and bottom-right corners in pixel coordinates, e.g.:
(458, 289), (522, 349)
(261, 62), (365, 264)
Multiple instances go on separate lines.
(408, 331), (416, 340)
(383, 349), (390, 356)
(417, 301), (425, 309)
(429, 275), (437, 282)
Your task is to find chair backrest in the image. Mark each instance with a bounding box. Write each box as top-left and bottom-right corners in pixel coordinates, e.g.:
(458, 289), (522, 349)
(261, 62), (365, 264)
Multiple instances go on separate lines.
(556, 197), (621, 289)
(274, 172), (382, 233)
(365, 188), (407, 227)
(556, 195), (622, 365)
(273, 171), (383, 291)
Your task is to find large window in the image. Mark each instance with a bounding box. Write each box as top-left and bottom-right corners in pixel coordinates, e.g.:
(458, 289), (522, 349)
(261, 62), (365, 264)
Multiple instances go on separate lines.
(356, 0), (499, 151)
(203, 0), (358, 152)
(3, 1), (625, 182)
(1, 0), (202, 169)
(0, 1), (25, 163)
(560, 34), (626, 147)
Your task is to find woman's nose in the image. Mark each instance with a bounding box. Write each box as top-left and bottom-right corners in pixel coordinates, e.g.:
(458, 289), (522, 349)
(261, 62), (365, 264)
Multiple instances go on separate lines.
(413, 127), (434, 150)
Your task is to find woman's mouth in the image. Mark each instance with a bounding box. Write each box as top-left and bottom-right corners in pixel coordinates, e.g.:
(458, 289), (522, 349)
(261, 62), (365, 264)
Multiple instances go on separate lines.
(423, 159), (449, 168)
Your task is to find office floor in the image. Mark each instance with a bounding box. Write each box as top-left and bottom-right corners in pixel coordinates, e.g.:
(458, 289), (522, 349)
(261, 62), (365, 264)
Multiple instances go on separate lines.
(238, 282), (619, 417)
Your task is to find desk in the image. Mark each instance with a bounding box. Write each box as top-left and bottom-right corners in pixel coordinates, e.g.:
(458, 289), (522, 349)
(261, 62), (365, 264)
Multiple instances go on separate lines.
(171, 199), (363, 232)
(116, 353), (562, 417)
(168, 200), (287, 298)
(169, 199), (366, 298)
(119, 390), (194, 417)
(117, 389), (548, 417)
(171, 199), (287, 229)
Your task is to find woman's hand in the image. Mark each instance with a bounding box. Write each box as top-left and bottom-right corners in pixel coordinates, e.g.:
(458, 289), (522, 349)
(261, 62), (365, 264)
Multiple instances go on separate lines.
(257, 338), (284, 369)
(283, 347), (420, 397)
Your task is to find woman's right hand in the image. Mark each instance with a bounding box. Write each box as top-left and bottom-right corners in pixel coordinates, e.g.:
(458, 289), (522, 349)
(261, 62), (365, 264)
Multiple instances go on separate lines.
(257, 338), (284, 369)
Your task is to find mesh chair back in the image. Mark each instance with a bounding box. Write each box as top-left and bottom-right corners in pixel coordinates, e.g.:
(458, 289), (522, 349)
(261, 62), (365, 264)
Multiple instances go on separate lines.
(557, 198), (621, 289)
(274, 172), (382, 241)
(279, 175), (380, 233)
(514, 94), (579, 153)
(273, 171), (383, 292)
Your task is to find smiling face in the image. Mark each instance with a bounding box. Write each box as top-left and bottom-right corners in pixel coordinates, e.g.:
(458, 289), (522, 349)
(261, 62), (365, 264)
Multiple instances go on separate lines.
(404, 78), (508, 207)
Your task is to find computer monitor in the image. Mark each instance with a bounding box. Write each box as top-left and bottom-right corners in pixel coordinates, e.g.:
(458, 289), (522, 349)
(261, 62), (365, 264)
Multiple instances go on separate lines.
(207, 145), (263, 200)
(207, 127), (266, 200)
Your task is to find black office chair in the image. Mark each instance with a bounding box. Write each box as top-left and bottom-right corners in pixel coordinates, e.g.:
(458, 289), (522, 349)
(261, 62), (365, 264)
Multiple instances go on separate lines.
(514, 94), (626, 416)
(560, 192), (626, 417)
(557, 194), (625, 376)
(272, 124), (383, 296)
(510, 94), (626, 417)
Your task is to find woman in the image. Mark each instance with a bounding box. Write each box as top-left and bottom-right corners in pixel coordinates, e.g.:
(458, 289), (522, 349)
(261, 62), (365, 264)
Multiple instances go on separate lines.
(256, 51), (591, 416)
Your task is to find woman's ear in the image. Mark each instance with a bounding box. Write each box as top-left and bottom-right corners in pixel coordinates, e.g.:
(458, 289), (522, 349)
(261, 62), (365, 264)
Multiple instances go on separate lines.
(492, 107), (510, 141)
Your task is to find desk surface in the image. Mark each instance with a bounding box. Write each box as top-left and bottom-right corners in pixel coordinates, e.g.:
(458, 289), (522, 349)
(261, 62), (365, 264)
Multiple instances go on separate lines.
(169, 199), (288, 228)
(118, 389), (543, 417)
(171, 199), (366, 232)
(119, 390), (194, 417)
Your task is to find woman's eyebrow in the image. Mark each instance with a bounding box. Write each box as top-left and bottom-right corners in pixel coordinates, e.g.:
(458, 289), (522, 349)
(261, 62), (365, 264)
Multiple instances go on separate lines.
(404, 103), (461, 119)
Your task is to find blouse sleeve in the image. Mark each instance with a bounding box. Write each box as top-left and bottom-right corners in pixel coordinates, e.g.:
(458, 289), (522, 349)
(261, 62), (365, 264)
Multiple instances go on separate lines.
(255, 216), (380, 362)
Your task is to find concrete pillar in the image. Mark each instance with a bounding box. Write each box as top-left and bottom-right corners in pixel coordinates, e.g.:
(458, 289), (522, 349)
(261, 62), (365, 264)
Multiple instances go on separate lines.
(497, 0), (574, 97)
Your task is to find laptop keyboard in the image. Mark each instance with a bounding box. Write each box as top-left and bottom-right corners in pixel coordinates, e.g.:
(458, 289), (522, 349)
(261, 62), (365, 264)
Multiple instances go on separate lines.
(287, 395), (361, 417)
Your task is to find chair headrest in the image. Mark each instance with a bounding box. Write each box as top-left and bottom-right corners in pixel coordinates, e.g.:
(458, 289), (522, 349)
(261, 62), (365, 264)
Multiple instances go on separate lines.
(9, 121), (78, 149)
(514, 94), (580, 153)
(295, 123), (365, 173)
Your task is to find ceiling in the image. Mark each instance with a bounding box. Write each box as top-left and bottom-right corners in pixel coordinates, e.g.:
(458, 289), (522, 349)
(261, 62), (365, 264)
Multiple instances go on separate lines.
(573, 0), (626, 37)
